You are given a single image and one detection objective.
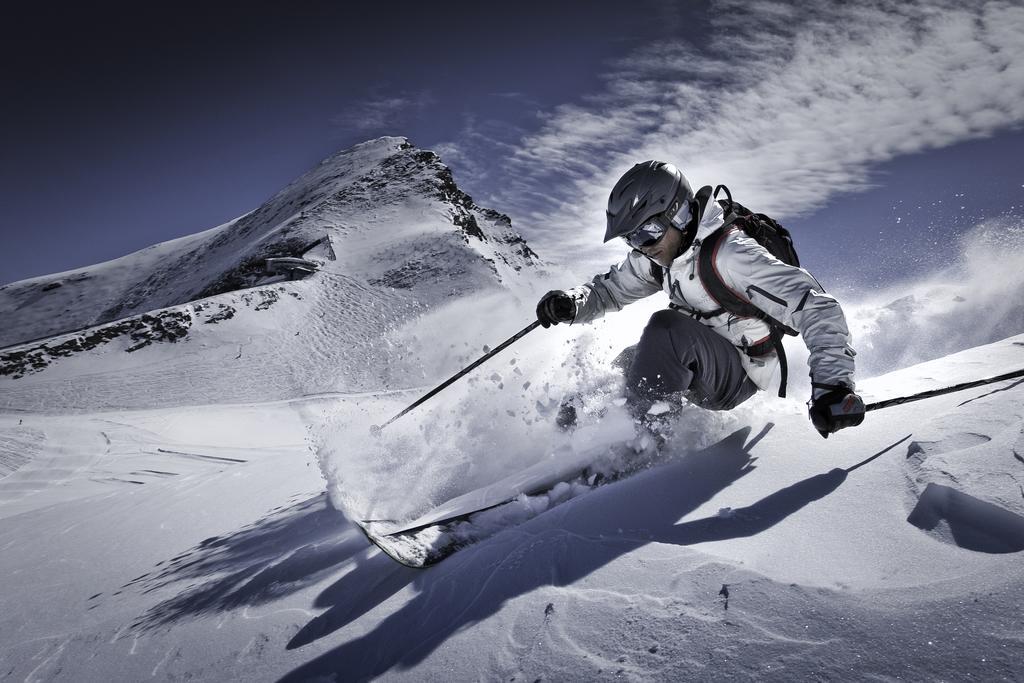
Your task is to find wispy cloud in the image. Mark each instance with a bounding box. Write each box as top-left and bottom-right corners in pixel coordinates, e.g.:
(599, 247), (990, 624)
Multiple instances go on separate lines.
(432, 114), (533, 201)
(332, 89), (435, 135)
(474, 0), (1024, 275)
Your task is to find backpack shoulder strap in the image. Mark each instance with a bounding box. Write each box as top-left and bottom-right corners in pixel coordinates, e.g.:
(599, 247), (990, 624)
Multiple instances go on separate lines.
(713, 184), (751, 231)
(697, 226), (796, 398)
(713, 184), (734, 215)
(697, 226), (798, 337)
(697, 226), (762, 321)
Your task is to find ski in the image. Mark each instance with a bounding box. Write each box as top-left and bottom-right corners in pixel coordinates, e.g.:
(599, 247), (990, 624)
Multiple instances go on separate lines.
(358, 441), (654, 568)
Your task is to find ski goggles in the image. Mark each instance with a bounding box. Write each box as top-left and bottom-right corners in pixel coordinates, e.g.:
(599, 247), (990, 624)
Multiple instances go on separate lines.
(622, 201), (692, 250)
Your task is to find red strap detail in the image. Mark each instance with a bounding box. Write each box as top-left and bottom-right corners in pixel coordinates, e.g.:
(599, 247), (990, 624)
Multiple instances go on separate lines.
(709, 227), (754, 313)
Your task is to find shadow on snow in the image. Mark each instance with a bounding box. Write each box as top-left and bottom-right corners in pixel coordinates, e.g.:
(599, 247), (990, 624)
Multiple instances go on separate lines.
(125, 425), (913, 679)
(282, 427), (909, 681)
(128, 493), (369, 632)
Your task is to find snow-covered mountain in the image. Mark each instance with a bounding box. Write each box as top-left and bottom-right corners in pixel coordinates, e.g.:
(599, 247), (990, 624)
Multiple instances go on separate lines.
(0, 137), (540, 410)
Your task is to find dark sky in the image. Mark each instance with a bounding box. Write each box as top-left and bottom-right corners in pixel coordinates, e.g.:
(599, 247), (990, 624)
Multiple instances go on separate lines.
(789, 127), (1024, 292)
(1, 1), (1022, 288)
(0, 0), (706, 285)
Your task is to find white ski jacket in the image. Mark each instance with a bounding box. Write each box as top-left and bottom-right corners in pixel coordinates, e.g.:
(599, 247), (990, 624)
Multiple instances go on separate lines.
(567, 199), (856, 395)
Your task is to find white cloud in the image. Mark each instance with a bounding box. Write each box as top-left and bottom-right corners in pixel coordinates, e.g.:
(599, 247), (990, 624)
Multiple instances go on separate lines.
(431, 114), (535, 205)
(481, 0), (1024, 277)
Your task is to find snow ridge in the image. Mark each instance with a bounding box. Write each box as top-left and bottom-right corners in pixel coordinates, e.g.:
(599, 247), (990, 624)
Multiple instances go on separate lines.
(0, 137), (542, 410)
(0, 136), (539, 350)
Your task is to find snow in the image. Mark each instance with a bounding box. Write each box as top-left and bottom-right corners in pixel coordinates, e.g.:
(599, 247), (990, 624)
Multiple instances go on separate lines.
(844, 218), (1024, 377)
(0, 136), (537, 351)
(2, 331), (1021, 680)
(1, 137), (1022, 680)
(0, 139), (540, 412)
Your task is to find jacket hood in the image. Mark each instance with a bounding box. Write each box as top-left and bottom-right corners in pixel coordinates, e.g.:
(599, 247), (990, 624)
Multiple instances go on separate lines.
(694, 187), (725, 239)
(663, 189), (724, 267)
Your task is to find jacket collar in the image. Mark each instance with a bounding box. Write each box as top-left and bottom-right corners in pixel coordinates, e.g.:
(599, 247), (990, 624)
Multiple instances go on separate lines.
(672, 187), (725, 264)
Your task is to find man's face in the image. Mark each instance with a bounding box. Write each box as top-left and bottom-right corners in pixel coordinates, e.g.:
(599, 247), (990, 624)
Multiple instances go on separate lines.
(639, 225), (685, 268)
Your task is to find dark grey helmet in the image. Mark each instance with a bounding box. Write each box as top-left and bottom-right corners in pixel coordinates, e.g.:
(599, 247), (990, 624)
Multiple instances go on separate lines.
(604, 161), (694, 243)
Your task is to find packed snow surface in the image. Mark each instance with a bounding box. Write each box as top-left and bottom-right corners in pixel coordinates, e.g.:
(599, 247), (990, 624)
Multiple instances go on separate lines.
(2, 326), (1023, 680)
(1, 139), (1023, 680)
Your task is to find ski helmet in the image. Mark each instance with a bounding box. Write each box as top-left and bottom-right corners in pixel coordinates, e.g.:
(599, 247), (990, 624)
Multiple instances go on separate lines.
(604, 161), (695, 244)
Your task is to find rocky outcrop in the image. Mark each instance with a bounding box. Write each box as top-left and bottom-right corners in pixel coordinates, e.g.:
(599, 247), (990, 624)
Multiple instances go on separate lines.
(0, 136), (540, 349)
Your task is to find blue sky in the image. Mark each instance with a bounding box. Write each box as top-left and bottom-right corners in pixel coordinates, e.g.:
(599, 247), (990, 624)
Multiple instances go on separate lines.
(1, 0), (1022, 289)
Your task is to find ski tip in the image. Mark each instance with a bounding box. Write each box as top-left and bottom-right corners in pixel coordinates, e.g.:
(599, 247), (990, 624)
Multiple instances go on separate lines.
(357, 521), (436, 569)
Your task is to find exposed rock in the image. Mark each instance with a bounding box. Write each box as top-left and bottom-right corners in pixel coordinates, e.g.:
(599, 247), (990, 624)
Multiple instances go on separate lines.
(0, 136), (540, 352)
(1, 309), (194, 378)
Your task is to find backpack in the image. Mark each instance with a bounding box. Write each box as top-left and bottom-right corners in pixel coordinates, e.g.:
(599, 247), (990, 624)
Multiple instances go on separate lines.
(698, 184), (801, 398)
(707, 185), (800, 269)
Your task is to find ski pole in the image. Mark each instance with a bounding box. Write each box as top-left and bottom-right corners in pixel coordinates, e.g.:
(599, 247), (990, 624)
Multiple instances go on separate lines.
(865, 367), (1024, 413)
(371, 320), (543, 434)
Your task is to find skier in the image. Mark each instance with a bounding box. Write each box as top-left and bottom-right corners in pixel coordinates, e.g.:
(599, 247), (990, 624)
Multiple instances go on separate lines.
(536, 161), (865, 443)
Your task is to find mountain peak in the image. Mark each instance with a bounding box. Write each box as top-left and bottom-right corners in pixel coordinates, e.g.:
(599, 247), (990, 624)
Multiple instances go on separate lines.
(0, 138), (539, 350)
(326, 135), (413, 157)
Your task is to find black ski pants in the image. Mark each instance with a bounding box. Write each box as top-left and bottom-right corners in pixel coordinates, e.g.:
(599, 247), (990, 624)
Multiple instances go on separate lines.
(623, 309), (758, 412)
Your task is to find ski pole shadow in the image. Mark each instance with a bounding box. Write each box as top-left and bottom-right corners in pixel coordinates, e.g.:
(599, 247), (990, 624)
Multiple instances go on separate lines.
(128, 493), (368, 633)
(653, 468), (847, 545)
(280, 425), (773, 681)
(957, 377), (1024, 407)
(652, 433), (911, 547)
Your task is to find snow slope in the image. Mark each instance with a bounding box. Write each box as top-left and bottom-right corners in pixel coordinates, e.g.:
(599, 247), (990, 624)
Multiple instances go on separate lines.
(0, 136), (538, 348)
(1, 330), (1022, 681)
(0, 137), (540, 411)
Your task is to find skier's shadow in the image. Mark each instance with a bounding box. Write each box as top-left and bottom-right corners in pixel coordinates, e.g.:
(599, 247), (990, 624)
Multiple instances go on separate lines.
(282, 428), (910, 681)
(282, 425), (766, 653)
(279, 430), (914, 660)
(280, 425), (782, 679)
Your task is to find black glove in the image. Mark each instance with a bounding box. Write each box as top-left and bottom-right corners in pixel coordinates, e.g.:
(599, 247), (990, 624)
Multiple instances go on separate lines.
(536, 290), (576, 328)
(808, 386), (865, 438)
